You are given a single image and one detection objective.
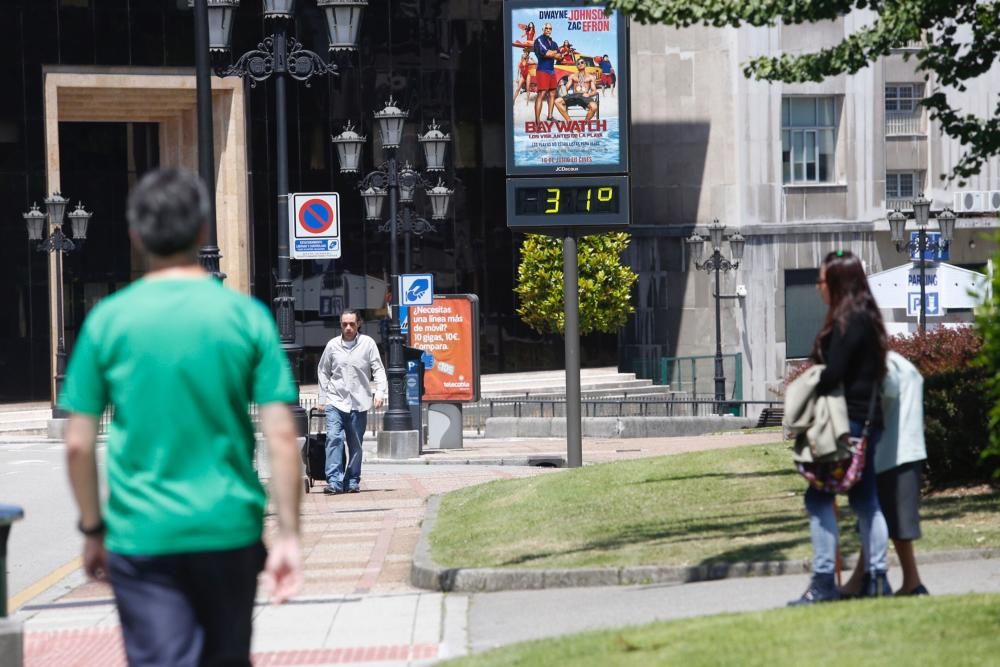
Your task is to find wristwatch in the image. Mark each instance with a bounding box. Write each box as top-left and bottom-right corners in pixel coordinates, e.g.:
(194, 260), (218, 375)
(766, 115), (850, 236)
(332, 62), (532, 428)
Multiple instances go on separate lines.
(77, 519), (106, 537)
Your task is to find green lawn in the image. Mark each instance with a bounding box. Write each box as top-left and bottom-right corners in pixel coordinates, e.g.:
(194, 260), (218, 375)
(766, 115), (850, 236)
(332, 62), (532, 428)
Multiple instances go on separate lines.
(431, 442), (1000, 569)
(443, 594), (1000, 666)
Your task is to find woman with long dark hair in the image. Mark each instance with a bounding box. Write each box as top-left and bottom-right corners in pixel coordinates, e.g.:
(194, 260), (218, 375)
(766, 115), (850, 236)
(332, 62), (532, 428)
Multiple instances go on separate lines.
(791, 250), (891, 604)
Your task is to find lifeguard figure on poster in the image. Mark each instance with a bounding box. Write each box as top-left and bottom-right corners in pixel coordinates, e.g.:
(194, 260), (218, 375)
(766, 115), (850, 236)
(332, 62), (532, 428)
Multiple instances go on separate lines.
(508, 3), (622, 171)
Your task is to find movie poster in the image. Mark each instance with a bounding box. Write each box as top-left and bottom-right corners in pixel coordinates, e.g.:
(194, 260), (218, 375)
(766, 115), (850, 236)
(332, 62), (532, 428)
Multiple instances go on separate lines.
(504, 1), (628, 175)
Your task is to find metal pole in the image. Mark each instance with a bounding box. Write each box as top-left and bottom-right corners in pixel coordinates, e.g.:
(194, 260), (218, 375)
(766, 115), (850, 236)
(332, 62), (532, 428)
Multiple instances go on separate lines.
(918, 227), (927, 334)
(272, 22), (307, 436)
(713, 250), (725, 414)
(384, 156), (412, 431)
(193, 0), (223, 279)
(563, 231), (582, 468)
(403, 207), (412, 274)
(53, 236), (68, 419)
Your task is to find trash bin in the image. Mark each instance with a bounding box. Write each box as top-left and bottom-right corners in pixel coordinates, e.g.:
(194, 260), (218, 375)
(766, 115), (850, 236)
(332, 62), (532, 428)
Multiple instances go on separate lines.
(0, 504), (24, 618)
(403, 346), (426, 446)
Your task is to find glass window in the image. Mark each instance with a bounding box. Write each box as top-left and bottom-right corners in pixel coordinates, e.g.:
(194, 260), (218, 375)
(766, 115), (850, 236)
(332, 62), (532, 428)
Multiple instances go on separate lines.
(886, 172), (917, 199)
(785, 269), (826, 359)
(781, 97), (837, 184)
(885, 84), (919, 113)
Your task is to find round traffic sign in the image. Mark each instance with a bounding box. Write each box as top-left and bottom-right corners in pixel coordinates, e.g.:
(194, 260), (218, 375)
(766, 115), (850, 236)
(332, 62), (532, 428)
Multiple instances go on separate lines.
(298, 198), (335, 234)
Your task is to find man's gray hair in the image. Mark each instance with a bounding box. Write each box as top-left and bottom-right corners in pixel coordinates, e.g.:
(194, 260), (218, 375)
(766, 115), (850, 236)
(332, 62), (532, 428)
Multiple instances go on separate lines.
(126, 168), (209, 257)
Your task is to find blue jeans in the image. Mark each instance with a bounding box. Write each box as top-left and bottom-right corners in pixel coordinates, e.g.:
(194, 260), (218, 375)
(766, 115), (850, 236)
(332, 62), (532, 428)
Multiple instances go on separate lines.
(325, 407), (367, 490)
(804, 419), (889, 576)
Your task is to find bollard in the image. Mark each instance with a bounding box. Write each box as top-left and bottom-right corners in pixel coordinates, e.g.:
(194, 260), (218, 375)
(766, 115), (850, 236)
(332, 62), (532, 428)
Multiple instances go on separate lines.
(0, 505), (25, 618)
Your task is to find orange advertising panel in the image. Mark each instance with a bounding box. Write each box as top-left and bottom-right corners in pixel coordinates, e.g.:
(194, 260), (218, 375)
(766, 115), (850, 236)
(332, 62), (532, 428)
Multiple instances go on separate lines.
(409, 295), (480, 402)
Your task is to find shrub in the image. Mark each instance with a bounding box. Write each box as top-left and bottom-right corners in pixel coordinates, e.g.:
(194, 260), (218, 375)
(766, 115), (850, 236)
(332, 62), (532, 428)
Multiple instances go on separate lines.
(975, 232), (1000, 480)
(514, 232), (637, 335)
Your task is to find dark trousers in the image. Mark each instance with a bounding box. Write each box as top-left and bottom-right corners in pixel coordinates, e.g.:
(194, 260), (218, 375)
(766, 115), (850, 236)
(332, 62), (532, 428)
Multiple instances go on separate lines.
(107, 541), (266, 667)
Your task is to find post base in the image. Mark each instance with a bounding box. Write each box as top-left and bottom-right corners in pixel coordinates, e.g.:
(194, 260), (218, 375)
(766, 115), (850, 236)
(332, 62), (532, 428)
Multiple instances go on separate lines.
(46, 418), (69, 440)
(0, 617), (23, 667)
(426, 403), (463, 449)
(377, 430), (420, 460)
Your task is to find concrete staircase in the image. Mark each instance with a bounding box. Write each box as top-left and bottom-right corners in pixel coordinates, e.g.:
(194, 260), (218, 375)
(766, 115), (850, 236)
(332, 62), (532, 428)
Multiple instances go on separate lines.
(479, 367), (665, 399)
(0, 403), (52, 437)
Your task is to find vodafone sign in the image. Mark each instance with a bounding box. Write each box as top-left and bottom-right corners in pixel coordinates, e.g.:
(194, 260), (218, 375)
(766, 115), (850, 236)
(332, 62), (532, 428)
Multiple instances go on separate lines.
(290, 192), (341, 259)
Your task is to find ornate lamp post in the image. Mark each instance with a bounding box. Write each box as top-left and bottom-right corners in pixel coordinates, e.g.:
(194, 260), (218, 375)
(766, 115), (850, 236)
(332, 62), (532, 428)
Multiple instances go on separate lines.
(190, 0), (229, 279)
(332, 105), (453, 436)
(203, 0), (364, 434)
(889, 196), (955, 334)
(687, 220), (745, 414)
(23, 196), (93, 419)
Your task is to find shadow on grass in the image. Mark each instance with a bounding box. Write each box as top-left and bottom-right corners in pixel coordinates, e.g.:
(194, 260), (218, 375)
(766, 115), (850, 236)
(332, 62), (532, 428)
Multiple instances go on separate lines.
(922, 493), (999, 519)
(637, 470), (795, 484)
(499, 509), (809, 567)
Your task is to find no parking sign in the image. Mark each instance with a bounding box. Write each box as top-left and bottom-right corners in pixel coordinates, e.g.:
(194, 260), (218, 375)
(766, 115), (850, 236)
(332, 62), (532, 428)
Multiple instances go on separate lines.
(290, 192), (341, 259)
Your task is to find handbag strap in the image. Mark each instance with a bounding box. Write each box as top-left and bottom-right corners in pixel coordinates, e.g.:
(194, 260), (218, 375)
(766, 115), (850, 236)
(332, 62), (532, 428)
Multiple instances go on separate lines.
(859, 384), (879, 440)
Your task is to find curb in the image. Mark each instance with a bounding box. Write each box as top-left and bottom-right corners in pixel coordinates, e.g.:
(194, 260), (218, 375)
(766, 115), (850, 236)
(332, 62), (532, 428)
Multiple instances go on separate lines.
(411, 494), (1000, 593)
(368, 456), (565, 467)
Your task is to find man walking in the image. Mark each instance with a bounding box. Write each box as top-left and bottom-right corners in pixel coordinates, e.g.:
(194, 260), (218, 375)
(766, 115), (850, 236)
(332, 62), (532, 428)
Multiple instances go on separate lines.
(317, 309), (387, 495)
(60, 168), (303, 666)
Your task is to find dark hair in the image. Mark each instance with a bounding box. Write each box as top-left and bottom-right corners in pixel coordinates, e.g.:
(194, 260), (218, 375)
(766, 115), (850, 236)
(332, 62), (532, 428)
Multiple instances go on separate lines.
(126, 168), (208, 257)
(340, 309), (362, 324)
(811, 250), (888, 377)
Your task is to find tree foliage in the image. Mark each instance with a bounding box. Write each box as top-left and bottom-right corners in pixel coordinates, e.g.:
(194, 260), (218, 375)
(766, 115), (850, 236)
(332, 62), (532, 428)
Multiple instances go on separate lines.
(605, 0), (1000, 181)
(975, 233), (1000, 479)
(515, 232), (638, 335)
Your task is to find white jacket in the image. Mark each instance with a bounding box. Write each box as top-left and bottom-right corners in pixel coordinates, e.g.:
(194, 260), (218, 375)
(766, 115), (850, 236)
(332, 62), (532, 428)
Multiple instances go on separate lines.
(876, 351), (927, 473)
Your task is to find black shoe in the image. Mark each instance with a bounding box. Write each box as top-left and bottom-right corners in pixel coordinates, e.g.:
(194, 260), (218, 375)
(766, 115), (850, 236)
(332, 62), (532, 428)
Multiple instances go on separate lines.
(865, 570), (893, 598)
(896, 583), (929, 596)
(348, 487), (361, 494)
(323, 486), (344, 495)
(789, 573), (841, 606)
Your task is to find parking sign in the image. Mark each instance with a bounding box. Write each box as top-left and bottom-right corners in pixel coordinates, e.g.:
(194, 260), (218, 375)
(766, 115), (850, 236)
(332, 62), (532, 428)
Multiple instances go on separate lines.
(399, 274), (434, 306)
(290, 192), (341, 259)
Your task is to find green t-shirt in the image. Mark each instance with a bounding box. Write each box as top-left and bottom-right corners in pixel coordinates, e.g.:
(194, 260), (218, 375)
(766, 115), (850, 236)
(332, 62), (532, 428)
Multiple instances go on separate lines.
(59, 276), (297, 556)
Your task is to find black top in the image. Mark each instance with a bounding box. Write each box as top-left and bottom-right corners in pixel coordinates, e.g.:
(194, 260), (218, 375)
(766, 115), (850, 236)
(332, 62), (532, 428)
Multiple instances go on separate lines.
(812, 310), (884, 428)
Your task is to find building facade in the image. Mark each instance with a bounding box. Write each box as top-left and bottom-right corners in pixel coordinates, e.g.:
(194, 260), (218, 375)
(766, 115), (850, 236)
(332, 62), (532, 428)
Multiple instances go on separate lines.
(621, 16), (999, 403)
(2, 2), (996, 406)
(1, 0), (618, 403)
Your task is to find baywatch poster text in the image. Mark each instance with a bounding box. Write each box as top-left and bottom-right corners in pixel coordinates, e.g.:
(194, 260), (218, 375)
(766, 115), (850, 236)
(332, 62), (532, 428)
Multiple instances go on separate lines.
(507, 3), (624, 173)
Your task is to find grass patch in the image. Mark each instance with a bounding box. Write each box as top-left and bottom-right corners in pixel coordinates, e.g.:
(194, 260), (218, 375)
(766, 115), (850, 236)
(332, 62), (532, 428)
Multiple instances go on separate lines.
(431, 442), (1000, 569)
(444, 594), (1000, 666)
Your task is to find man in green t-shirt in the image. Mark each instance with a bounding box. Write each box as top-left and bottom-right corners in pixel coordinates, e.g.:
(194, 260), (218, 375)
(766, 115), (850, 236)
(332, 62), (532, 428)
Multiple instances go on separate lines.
(60, 168), (303, 666)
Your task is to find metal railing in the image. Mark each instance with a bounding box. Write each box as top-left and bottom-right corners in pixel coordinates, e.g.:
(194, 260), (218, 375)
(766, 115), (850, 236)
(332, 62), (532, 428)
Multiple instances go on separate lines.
(886, 112), (923, 136)
(481, 397), (781, 420)
(886, 197), (914, 211)
(103, 394), (782, 439)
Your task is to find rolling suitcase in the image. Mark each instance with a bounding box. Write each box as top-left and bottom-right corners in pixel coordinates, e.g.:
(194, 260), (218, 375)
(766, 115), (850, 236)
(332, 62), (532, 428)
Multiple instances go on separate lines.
(302, 407), (327, 492)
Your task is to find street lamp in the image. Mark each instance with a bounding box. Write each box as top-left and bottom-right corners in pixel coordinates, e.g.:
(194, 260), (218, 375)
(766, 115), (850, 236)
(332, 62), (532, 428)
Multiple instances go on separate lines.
(332, 106), (453, 435)
(687, 219), (744, 414)
(22, 196), (93, 419)
(889, 195), (955, 334)
(206, 1), (358, 435)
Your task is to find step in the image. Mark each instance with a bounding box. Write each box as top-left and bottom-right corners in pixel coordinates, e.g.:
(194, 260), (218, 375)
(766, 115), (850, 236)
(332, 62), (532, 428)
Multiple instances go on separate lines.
(482, 379), (655, 398)
(0, 410), (51, 424)
(480, 372), (636, 390)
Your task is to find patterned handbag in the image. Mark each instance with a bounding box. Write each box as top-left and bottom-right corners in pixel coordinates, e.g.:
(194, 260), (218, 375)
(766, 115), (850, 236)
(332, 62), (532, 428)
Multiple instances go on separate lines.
(797, 387), (878, 494)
